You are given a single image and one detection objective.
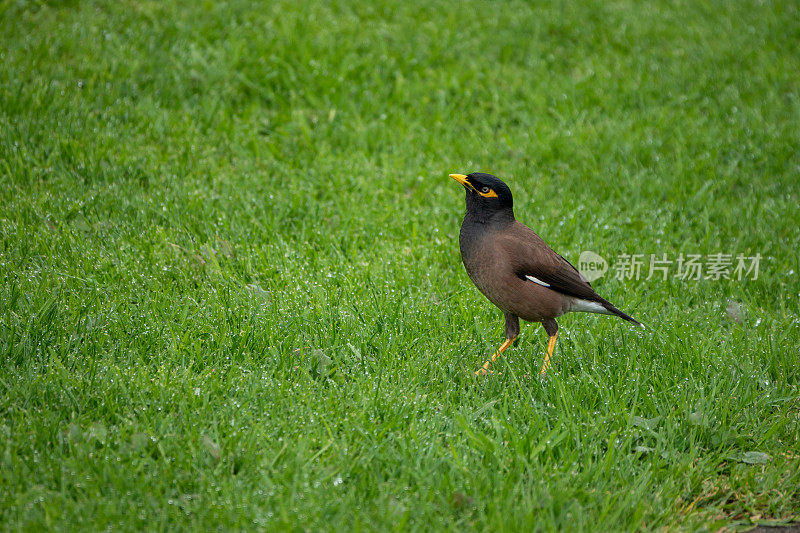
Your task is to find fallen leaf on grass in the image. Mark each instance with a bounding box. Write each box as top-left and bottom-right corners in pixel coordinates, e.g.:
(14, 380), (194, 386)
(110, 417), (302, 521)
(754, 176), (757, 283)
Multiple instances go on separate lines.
(728, 451), (771, 464)
(726, 299), (744, 325)
(688, 410), (709, 427)
(202, 435), (221, 461)
(73, 213), (92, 233)
(130, 432), (150, 451)
(630, 415), (662, 430)
(87, 422), (107, 443)
(450, 491), (475, 510)
(215, 237), (233, 258)
(247, 283), (270, 300)
(167, 242), (206, 266)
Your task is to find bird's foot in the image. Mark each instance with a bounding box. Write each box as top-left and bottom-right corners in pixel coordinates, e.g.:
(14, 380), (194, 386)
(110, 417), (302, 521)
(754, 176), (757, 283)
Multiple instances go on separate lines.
(538, 360), (551, 376)
(474, 365), (500, 376)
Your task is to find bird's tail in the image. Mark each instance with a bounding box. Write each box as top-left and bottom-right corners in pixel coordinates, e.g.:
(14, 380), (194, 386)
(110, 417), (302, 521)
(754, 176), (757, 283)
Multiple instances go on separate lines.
(601, 300), (644, 328)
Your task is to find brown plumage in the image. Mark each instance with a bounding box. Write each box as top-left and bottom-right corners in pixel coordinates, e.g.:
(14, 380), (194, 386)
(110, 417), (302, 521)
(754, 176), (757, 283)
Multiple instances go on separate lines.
(450, 172), (641, 375)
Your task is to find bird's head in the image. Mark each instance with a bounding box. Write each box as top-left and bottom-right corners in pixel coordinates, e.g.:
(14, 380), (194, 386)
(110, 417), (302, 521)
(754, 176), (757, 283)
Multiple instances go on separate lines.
(449, 172), (514, 221)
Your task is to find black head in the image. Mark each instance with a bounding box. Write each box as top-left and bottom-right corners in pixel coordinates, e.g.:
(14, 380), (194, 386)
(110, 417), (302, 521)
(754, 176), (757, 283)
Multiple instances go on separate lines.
(449, 172), (515, 223)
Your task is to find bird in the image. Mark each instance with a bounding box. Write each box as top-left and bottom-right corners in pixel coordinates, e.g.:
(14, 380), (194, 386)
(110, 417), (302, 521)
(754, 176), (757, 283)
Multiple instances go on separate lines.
(449, 172), (642, 376)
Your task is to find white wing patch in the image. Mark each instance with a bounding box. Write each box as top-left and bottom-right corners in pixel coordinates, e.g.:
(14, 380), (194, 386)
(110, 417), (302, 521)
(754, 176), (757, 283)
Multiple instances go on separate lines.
(525, 275), (550, 287)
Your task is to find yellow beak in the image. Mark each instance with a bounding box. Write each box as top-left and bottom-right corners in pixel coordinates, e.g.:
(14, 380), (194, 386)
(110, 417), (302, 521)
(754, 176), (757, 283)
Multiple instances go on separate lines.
(449, 173), (469, 186)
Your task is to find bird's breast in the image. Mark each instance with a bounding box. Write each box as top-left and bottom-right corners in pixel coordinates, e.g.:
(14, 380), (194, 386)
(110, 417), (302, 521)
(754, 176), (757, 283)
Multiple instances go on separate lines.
(459, 227), (512, 308)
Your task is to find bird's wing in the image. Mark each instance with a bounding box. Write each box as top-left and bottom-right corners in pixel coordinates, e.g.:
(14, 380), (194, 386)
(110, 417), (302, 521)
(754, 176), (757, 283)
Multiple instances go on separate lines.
(497, 222), (603, 302)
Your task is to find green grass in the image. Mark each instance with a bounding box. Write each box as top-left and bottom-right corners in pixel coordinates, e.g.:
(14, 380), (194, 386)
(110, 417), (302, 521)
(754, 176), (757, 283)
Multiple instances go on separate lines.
(2, 0), (799, 530)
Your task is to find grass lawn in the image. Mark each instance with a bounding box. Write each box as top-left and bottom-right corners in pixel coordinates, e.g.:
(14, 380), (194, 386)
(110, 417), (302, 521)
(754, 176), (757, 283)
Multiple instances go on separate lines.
(2, 0), (799, 530)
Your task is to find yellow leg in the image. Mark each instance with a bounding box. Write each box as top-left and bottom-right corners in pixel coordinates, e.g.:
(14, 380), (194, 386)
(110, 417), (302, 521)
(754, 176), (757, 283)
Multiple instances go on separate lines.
(539, 332), (558, 375)
(475, 336), (516, 376)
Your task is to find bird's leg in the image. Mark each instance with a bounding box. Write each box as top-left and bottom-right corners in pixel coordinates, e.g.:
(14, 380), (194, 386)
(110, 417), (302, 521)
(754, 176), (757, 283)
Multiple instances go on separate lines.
(475, 336), (516, 376)
(475, 313), (520, 376)
(539, 319), (559, 375)
(539, 333), (558, 375)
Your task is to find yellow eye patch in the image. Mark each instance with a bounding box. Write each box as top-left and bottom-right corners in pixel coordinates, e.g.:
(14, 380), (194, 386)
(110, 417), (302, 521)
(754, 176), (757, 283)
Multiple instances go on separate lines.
(449, 174), (499, 198)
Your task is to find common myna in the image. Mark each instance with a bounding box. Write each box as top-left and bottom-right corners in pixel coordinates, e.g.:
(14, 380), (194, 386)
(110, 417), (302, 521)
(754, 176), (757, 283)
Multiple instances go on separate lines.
(449, 172), (642, 376)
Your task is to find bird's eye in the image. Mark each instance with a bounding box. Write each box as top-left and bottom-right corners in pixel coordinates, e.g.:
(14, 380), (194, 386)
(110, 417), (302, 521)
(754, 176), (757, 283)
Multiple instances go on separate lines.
(480, 186), (491, 194)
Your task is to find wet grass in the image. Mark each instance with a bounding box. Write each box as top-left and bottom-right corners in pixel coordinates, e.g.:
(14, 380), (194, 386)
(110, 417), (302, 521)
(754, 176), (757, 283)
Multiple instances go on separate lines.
(1, 0), (799, 530)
